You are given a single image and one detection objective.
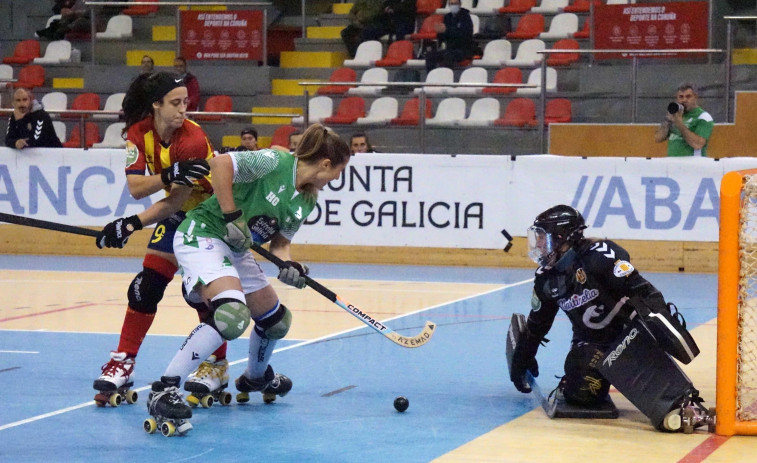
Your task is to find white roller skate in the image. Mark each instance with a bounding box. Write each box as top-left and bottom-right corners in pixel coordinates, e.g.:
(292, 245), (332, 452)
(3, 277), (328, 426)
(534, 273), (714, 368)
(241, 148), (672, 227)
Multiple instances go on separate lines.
(144, 377), (193, 437)
(235, 365), (292, 404)
(93, 351), (137, 407)
(184, 355), (231, 408)
(662, 388), (716, 434)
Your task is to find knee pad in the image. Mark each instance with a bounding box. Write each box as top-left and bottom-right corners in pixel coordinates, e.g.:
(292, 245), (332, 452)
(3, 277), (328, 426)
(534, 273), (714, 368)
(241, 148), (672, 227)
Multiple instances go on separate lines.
(127, 267), (171, 314)
(631, 297), (700, 364)
(254, 303), (292, 340)
(562, 344), (611, 406)
(210, 290), (250, 341)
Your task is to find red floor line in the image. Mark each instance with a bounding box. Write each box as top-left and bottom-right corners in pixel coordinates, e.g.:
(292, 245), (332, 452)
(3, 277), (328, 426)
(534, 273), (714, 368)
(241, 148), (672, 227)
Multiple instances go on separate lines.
(0, 303), (96, 323)
(677, 434), (730, 463)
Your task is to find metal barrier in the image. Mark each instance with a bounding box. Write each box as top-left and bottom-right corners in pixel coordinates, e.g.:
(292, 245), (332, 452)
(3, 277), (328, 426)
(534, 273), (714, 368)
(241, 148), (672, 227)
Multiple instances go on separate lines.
(537, 48), (722, 152)
(0, 108), (298, 149)
(84, 2), (271, 65)
(298, 81), (537, 154)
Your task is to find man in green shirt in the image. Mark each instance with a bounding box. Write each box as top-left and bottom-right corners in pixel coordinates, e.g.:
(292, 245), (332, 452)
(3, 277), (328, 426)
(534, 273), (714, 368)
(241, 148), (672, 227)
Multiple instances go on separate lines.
(654, 82), (714, 157)
(341, 0), (384, 58)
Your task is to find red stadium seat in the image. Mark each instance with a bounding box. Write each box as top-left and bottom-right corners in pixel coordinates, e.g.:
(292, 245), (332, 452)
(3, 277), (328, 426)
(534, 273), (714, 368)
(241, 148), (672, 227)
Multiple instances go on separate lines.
(563, 0), (601, 13)
(323, 97), (366, 125)
(63, 122), (100, 148)
(417, 0), (444, 15)
(269, 125), (297, 149)
(317, 68), (357, 96)
(483, 68), (523, 94)
(194, 95), (233, 122)
(62, 92), (100, 119)
(542, 98), (572, 124)
(573, 19), (591, 39)
(12, 65), (45, 89)
(123, 0), (158, 16)
(546, 39), (580, 66)
(374, 41), (414, 67)
(409, 15), (444, 41)
(499, 0), (536, 14)
(3, 40), (41, 65)
(494, 98), (536, 127)
(506, 14), (545, 40)
(390, 98), (434, 126)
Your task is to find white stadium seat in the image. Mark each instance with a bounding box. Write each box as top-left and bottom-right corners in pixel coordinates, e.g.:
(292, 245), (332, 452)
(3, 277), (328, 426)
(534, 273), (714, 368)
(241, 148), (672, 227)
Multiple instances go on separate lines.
(96, 15), (133, 40)
(426, 98), (466, 127)
(356, 97), (399, 125)
(458, 97), (500, 126)
(344, 41), (383, 67)
(93, 122), (126, 148)
(347, 68), (389, 96)
(34, 40), (72, 64)
(291, 96), (333, 125)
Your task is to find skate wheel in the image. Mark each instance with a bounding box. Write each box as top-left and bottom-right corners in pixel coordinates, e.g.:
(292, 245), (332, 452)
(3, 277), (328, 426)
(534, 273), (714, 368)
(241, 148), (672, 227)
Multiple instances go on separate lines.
(664, 412), (682, 432)
(125, 390), (138, 404)
(186, 394), (200, 407)
(109, 393), (122, 407)
(94, 393), (108, 407)
(236, 392), (250, 403)
(161, 421), (176, 437)
(707, 407), (717, 433)
(219, 391), (232, 406)
(682, 408), (695, 434)
(143, 418), (157, 434)
(200, 395), (213, 408)
(262, 392), (276, 404)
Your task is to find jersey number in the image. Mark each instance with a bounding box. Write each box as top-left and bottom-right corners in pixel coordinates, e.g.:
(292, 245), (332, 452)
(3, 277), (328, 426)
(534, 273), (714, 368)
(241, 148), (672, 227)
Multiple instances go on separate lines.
(266, 192), (280, 206)
(151, 224), (166, 244)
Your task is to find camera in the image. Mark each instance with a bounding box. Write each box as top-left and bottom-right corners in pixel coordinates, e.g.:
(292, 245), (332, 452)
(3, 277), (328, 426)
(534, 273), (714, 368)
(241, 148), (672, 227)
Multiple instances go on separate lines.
(667, 102), (684, 114)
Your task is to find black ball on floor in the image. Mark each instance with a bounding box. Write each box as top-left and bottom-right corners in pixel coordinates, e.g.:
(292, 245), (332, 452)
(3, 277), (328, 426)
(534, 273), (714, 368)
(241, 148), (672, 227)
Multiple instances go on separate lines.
(394, 396), (409, 412)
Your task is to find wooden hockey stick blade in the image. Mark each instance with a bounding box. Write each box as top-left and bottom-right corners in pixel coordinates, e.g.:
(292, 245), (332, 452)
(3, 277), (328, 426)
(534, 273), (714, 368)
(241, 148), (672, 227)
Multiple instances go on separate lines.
(251, 243), (435, 348)
(0, 212), (99, 237)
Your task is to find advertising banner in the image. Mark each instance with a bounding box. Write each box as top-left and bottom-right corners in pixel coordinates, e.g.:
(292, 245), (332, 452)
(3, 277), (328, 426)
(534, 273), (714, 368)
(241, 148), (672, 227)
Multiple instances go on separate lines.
(1, 149), (755, 247)
(180, 10), (264, 61)
(593, 1), (708, 59)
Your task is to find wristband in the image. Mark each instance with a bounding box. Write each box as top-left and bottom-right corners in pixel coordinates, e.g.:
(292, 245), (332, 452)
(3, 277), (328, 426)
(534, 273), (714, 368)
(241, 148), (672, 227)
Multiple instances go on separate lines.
(223, 209), (243, 223)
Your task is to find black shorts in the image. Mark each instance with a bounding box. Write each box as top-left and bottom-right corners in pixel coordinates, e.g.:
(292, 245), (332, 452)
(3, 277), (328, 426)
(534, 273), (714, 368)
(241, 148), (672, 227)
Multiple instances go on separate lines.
(146, 211), (186, 254)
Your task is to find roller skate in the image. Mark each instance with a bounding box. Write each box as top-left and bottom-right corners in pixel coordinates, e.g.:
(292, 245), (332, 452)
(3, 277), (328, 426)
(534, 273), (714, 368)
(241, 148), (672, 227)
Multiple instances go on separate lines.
(183, 355), (231, 408)
(93, 351), (137, 407)
(235, 365), (292, 404)
(144, 377), (193, 437)
(662, 388), (716, 434)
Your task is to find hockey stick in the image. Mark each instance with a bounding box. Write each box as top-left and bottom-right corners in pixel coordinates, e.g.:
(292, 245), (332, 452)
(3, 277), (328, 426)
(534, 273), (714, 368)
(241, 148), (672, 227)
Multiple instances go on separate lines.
(526, 370), (556, 417)
(251, 243), (436, 348)
(0, 212), (99, 238)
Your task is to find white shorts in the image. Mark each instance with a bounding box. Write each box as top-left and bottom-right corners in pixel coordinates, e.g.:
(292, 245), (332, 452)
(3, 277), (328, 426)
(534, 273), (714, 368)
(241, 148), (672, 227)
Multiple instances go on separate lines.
(173, 231), (270, 300)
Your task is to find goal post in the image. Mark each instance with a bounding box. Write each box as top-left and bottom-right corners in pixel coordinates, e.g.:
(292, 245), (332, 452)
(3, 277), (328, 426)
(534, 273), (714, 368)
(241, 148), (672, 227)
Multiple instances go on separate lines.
(717, 169), (757, 436)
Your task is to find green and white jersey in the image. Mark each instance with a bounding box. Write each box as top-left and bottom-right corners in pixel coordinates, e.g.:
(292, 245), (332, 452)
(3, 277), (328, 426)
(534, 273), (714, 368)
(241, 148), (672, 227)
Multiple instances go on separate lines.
(178, 149), (315, 244)
(667, 107), (714, 157)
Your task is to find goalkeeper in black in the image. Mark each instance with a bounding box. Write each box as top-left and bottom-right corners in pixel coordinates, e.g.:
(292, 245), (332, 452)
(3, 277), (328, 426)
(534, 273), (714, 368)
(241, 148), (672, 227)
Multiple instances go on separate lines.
(508, 204), (714, 432)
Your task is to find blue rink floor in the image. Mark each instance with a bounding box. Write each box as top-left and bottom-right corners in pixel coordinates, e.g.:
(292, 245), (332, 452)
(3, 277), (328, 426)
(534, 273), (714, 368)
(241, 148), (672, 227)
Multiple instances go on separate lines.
(0, 256), (717, 463)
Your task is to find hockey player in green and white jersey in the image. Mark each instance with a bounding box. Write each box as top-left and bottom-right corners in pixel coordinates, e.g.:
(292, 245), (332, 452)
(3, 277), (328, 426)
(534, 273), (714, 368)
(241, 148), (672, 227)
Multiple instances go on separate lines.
(144, 123), (351, 434)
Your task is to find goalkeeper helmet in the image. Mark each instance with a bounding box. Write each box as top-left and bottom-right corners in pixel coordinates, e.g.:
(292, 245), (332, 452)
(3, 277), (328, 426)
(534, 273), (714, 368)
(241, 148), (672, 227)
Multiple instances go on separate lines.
(527, 205), (586, 267)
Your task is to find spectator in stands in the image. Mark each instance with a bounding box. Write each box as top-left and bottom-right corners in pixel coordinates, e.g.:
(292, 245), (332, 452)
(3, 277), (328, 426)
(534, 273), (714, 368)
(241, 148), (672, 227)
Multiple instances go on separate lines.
(234, 127), (259, 152)
(36, 0), (91, 40)
(5, 88), (62, 149)
(361, 1), (418, 44)
(174, 57), (200, 112)
(140, 55), (155, 76)
(341, 0), (384, 58)
(425, 0), (475, 73)
(289, 131), (303, 153)
(654, 82), (714, 157)
(350, 132), (376, 154)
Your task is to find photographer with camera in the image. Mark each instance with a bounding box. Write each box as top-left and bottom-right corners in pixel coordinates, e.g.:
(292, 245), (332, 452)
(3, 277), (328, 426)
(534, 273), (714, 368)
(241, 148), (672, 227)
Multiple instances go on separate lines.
(654, 83), (714, 157)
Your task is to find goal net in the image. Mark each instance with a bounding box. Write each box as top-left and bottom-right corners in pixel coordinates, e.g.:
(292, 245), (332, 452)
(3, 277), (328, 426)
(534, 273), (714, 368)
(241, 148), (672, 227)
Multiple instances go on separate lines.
(717, 169), (757, 436)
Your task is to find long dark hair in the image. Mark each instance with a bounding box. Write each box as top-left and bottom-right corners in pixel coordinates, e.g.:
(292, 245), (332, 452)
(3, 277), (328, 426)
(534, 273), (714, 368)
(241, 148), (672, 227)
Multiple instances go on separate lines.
(121, 71), (185, 133)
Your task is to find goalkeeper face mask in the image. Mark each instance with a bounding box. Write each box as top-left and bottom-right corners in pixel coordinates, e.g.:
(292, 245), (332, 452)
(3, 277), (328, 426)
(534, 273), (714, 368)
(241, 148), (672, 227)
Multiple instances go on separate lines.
(527, 226), (559, 268)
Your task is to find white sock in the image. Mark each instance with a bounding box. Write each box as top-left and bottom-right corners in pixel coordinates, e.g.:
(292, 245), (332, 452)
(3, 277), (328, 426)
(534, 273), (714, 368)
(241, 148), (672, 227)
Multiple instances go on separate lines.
(246, 328), (278, 379)
(163, 323), (224, 381)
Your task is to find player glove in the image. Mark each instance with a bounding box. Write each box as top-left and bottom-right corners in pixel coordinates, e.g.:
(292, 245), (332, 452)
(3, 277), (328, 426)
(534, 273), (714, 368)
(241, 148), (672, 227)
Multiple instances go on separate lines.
(160, 159), (210, 187)
(96, 215), (143, 249)
(509, 331), (543, 394)
(278, 261), (309, 289)
(223, 209), (251, 253)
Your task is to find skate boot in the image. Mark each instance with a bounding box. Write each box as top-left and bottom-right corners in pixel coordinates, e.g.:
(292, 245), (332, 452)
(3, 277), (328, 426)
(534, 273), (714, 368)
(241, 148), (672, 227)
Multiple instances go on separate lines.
(93, 351), (137, 407)
(184, 355), (231, 408)
(144, 376), (193, 437)
(235, 365), (292, 404)
(662, 388), (716, 434)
